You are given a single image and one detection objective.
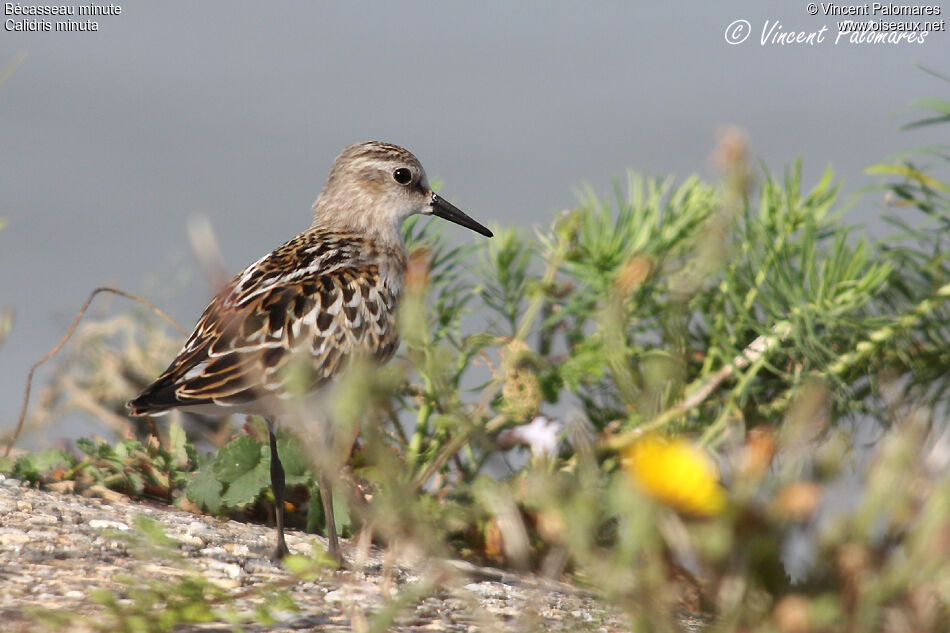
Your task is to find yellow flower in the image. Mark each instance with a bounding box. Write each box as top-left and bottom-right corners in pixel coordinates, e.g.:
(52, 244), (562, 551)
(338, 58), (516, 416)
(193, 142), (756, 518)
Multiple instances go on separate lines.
(623, 434), (726, 517)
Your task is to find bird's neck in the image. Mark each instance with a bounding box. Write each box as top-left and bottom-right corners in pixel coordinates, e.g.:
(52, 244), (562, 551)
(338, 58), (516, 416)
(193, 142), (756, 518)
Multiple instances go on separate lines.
(310, 203), (406, 251)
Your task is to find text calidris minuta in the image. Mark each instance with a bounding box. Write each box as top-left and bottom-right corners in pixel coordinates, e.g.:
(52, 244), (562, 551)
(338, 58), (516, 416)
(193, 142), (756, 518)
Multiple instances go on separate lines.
(128, 141), (493, 561)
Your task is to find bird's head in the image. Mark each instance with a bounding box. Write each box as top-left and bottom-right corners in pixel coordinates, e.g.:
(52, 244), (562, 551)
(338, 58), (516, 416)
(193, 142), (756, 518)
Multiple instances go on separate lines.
(312, 141), (493, 240)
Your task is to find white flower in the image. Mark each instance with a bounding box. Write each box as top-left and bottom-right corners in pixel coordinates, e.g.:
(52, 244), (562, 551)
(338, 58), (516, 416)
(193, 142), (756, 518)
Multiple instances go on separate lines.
(496, 415), (564, 458)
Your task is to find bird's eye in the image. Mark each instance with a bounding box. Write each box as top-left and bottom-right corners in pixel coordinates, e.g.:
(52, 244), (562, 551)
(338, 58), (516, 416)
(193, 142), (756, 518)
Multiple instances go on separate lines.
(392, 168), (412, 185)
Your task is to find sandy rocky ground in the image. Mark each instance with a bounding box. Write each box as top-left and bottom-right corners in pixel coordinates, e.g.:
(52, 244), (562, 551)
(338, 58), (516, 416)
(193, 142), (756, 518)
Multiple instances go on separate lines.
(0, 473), (651, 633)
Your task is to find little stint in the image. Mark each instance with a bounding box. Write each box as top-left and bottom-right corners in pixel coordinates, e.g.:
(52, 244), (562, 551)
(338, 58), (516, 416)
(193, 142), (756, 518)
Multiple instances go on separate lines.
(128, 141), (493, 561)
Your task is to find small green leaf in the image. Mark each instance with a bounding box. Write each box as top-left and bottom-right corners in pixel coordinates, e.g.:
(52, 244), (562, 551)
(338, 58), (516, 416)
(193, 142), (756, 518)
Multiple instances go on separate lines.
(275, 436), (312, 486)
(134, 515), (176, 548)
(304, 485), (350, 537)
(283, 547), (337, 578)
(186, 462), (223, 514)
(331, 489), (351, 537)
(560, 346), (607, 391)
(219, 462), (270, 508)
(115, 439), (142, 460)
(125, 470), (145, 496)
(306, 486), (323, 533)
(15, 449), (74, 480)
(96, 440), (119, 460)
(76, 437), (97, 456)
(281, 554), (314, 576)
(213, 436), (263, 483)
(866, 163), (950, 193)
(167, 420), (189, 467)
(213, 437), (271, 508)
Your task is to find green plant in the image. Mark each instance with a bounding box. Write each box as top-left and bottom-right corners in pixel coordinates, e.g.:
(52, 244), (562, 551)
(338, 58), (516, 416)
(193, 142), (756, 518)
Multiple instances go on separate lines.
(0, 420), (195, 501)
(7, 80), (950, 632)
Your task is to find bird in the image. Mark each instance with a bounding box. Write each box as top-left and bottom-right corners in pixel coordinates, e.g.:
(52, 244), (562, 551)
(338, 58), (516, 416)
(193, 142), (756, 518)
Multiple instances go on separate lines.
(127, 141), (493, 562)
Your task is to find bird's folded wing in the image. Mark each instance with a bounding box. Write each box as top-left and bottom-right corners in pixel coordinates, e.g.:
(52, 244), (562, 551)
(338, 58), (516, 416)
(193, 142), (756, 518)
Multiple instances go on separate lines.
(128, 263), (399, 414)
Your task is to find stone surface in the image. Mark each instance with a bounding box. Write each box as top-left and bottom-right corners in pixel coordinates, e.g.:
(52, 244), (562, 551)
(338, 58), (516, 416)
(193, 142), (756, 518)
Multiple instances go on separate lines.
(0, 474), (636, 632)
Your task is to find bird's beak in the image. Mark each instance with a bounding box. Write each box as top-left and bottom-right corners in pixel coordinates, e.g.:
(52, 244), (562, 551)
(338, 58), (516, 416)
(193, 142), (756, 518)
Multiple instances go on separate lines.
(429, 193), (493, 238)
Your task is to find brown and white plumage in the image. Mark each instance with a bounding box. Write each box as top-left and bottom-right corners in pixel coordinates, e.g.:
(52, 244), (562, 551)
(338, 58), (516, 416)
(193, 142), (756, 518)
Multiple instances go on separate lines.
(127, 141), (492, 560)
(129, 141), (490, 417)
(127, 230), (404, 416)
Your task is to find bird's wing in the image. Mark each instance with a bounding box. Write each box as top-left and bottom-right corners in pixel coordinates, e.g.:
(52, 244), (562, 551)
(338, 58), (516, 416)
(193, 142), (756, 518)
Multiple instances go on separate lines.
(128, 235), (401, 415)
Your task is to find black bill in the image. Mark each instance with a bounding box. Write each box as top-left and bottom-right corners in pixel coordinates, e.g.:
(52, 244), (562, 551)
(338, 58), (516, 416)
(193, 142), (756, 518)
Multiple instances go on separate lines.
(430, 193), (493, 238)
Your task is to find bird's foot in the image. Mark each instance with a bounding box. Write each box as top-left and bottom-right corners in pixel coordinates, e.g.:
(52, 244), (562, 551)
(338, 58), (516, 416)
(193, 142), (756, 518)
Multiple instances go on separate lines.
(326, 544), (343, 568)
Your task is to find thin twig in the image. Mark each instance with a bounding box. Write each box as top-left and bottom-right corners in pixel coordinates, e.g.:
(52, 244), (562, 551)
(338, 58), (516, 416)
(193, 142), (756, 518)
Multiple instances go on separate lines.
(759, 280), (950, 420)
(601, 321), (793, 452)
(682, 321), (792, 411)
(4, 286), (185, 457)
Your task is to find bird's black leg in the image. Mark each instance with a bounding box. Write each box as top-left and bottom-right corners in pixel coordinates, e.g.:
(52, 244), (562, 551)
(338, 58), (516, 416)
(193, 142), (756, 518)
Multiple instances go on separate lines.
(269, 427), (290, 559)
